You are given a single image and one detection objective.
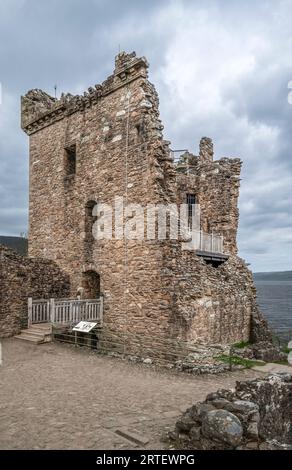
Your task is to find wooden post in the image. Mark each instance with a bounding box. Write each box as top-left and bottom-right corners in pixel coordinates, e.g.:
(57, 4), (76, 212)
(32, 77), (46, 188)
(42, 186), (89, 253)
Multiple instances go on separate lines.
(69, 301), (73, 324)
(211, 232), (214, 252)
(85, 301), (88, 321)
(50, 298), (55, 324)
(100, 295), (104, 327)
(28, 298), (32, 328)
(46, 300), (50, 323)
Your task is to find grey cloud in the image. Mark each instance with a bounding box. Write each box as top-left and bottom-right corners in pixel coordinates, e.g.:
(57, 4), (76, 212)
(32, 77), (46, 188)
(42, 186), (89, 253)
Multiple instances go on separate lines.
(0, 0), (291, 271)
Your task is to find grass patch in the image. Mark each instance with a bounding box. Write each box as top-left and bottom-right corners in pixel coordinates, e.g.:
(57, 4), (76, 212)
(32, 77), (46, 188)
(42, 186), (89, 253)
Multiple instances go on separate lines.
(215, 355), (266, 369)
(281, 346), (292, 354)
(232, 341), (251, 349)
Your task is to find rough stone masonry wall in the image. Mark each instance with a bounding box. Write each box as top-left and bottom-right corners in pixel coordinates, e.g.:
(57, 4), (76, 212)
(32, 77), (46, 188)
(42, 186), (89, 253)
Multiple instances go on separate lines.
(176, 144), (241, 255)
(0, 245), (70, 337)
(21, 51), (270, 348)
(173, 373), (292, 450)
(22, 53), (177, 342)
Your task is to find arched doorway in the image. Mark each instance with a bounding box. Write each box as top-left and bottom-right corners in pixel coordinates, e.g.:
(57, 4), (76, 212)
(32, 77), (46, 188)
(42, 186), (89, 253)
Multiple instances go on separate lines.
(82, 270), (100, 298)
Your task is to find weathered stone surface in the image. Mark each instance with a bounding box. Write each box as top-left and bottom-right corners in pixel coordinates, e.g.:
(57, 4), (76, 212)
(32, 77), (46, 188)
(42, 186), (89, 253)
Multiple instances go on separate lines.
(0, 245), (70, 337)
(251, 341), (286, 362)
(19, 50), (274, 352)
(176, 415), (197, 433)
(246, 421), (259, 439)
(209, 398), (231, 409)
(173, 373), (292, 450)
(224, 400), (258, 414)
(189, 425), (201, 441)
(201, 409), (243, 447)
(192, 403), (215, 420)
(236, 373), (292, 442)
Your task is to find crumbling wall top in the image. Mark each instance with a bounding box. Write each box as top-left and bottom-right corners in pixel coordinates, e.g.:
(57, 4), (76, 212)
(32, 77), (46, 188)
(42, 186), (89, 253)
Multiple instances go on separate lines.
(21, 51), (149, 135)
(199, 137), (214, 162)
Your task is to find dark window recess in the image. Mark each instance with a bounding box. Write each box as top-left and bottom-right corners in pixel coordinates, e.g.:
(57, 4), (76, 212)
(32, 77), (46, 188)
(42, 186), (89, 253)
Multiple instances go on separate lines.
(84, 200), (97, 262)
(64, 144), (76, 176)
(186, 193), (196, 227)
(82, 270), (100, 298)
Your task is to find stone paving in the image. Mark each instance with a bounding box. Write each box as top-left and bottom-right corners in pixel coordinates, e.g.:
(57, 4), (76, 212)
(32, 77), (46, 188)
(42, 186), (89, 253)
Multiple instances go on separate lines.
(0, 339), (260, 450)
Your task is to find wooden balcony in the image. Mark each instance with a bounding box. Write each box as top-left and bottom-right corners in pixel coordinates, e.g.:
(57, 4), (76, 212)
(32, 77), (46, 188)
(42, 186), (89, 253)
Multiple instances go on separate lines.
(181, 229), (229, 266)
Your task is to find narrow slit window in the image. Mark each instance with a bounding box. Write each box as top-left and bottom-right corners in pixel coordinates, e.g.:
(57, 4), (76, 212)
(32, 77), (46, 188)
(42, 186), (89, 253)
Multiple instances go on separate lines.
(64, 144), (76, 176)
(186, 193), (196, 227)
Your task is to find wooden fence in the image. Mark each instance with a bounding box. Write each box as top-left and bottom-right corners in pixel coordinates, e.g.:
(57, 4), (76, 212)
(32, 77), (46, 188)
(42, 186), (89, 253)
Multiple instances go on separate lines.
(28, 297), (103, 327)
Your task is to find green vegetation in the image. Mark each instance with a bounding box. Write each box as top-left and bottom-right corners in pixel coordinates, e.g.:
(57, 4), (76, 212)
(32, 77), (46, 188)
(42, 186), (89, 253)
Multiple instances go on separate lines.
(232, 341), (250, 349)
(282, 346), (292, 354)
(215, 354), (266, 369)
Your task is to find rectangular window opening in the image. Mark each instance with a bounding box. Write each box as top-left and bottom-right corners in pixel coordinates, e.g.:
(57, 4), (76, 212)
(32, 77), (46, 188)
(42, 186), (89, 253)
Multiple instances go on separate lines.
(186, 193), (196, 228)
(64, 144), (76, 176)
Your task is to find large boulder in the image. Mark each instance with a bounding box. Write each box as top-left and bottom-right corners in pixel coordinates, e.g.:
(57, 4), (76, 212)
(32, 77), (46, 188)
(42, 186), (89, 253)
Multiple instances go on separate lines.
(201, 410), (243, 447)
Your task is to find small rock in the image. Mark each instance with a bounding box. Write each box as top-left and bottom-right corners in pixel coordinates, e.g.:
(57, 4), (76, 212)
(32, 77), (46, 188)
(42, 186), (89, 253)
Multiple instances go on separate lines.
(128, 355), (140, 362)
(168, 431), (178, 441)
(201, 410), (243, 447)
(205, 392), (219, 402)
(276, 372), (292, 382)
(249, 410), (260, 423)
(225, 400), (258, 414)
(143, 358), (152, 365)
(246, 421), (259, 439)
(216, 388), (235, 400)
(211, 398), (231, 409)
(190, 403), (215, 420)
(243, 441), (259, 450)
(259, 441), (277, 450)
(189, 425), (201, 441)
(176, 415), (197, 433)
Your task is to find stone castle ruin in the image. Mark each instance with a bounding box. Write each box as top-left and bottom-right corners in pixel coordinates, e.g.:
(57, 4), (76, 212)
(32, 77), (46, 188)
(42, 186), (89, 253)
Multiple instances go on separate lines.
(1, 52), (273, 357)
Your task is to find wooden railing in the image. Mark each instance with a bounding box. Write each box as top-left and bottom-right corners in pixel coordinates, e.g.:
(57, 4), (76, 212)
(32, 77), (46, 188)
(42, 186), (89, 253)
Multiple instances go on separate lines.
(28, 297), (103, 327)
(28, 299), (50, 324)
(180, 228), (224, 254)
(194, 230), (224, 254)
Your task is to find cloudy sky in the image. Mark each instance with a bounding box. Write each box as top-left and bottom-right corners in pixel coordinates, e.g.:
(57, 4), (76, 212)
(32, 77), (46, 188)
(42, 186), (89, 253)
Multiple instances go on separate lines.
(0, 0), (291, 272)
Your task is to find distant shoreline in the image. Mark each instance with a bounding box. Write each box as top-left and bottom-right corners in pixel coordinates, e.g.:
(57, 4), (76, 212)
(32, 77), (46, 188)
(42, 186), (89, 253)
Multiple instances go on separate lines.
(0, 234), (291, 281)
(253, 271), (292, 281)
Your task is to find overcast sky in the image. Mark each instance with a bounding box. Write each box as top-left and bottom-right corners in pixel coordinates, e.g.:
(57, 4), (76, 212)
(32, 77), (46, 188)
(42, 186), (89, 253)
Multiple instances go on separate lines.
(0, 0), (291, 272)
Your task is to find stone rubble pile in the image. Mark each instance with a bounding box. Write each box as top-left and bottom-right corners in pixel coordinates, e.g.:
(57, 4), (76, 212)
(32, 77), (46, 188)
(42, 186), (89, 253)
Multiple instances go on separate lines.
(172, 373), (292, 450)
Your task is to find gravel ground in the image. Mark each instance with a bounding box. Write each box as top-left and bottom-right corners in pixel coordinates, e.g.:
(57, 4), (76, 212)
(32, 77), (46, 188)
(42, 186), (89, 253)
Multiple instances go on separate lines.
(0, 338), (259, 450)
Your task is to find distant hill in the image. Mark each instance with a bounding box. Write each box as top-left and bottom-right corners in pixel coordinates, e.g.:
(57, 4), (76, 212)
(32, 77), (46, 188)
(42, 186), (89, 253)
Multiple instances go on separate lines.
(253, 271), (292, 281)
(0, 236), (28, 256)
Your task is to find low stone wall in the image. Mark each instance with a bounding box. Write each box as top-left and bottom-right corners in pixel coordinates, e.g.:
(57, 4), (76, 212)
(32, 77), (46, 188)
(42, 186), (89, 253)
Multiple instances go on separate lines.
(172, 373), (292, 450)
(0, 245), (70, 337)
(52, 325), (241, 374)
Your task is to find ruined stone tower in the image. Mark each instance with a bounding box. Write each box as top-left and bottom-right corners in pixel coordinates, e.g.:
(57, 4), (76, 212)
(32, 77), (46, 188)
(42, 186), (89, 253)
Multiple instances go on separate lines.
(21, 51), (262, 346)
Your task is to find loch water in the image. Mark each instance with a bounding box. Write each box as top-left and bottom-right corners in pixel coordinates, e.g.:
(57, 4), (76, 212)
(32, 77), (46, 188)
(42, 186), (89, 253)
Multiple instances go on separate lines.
(254, 280), (292, 343)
